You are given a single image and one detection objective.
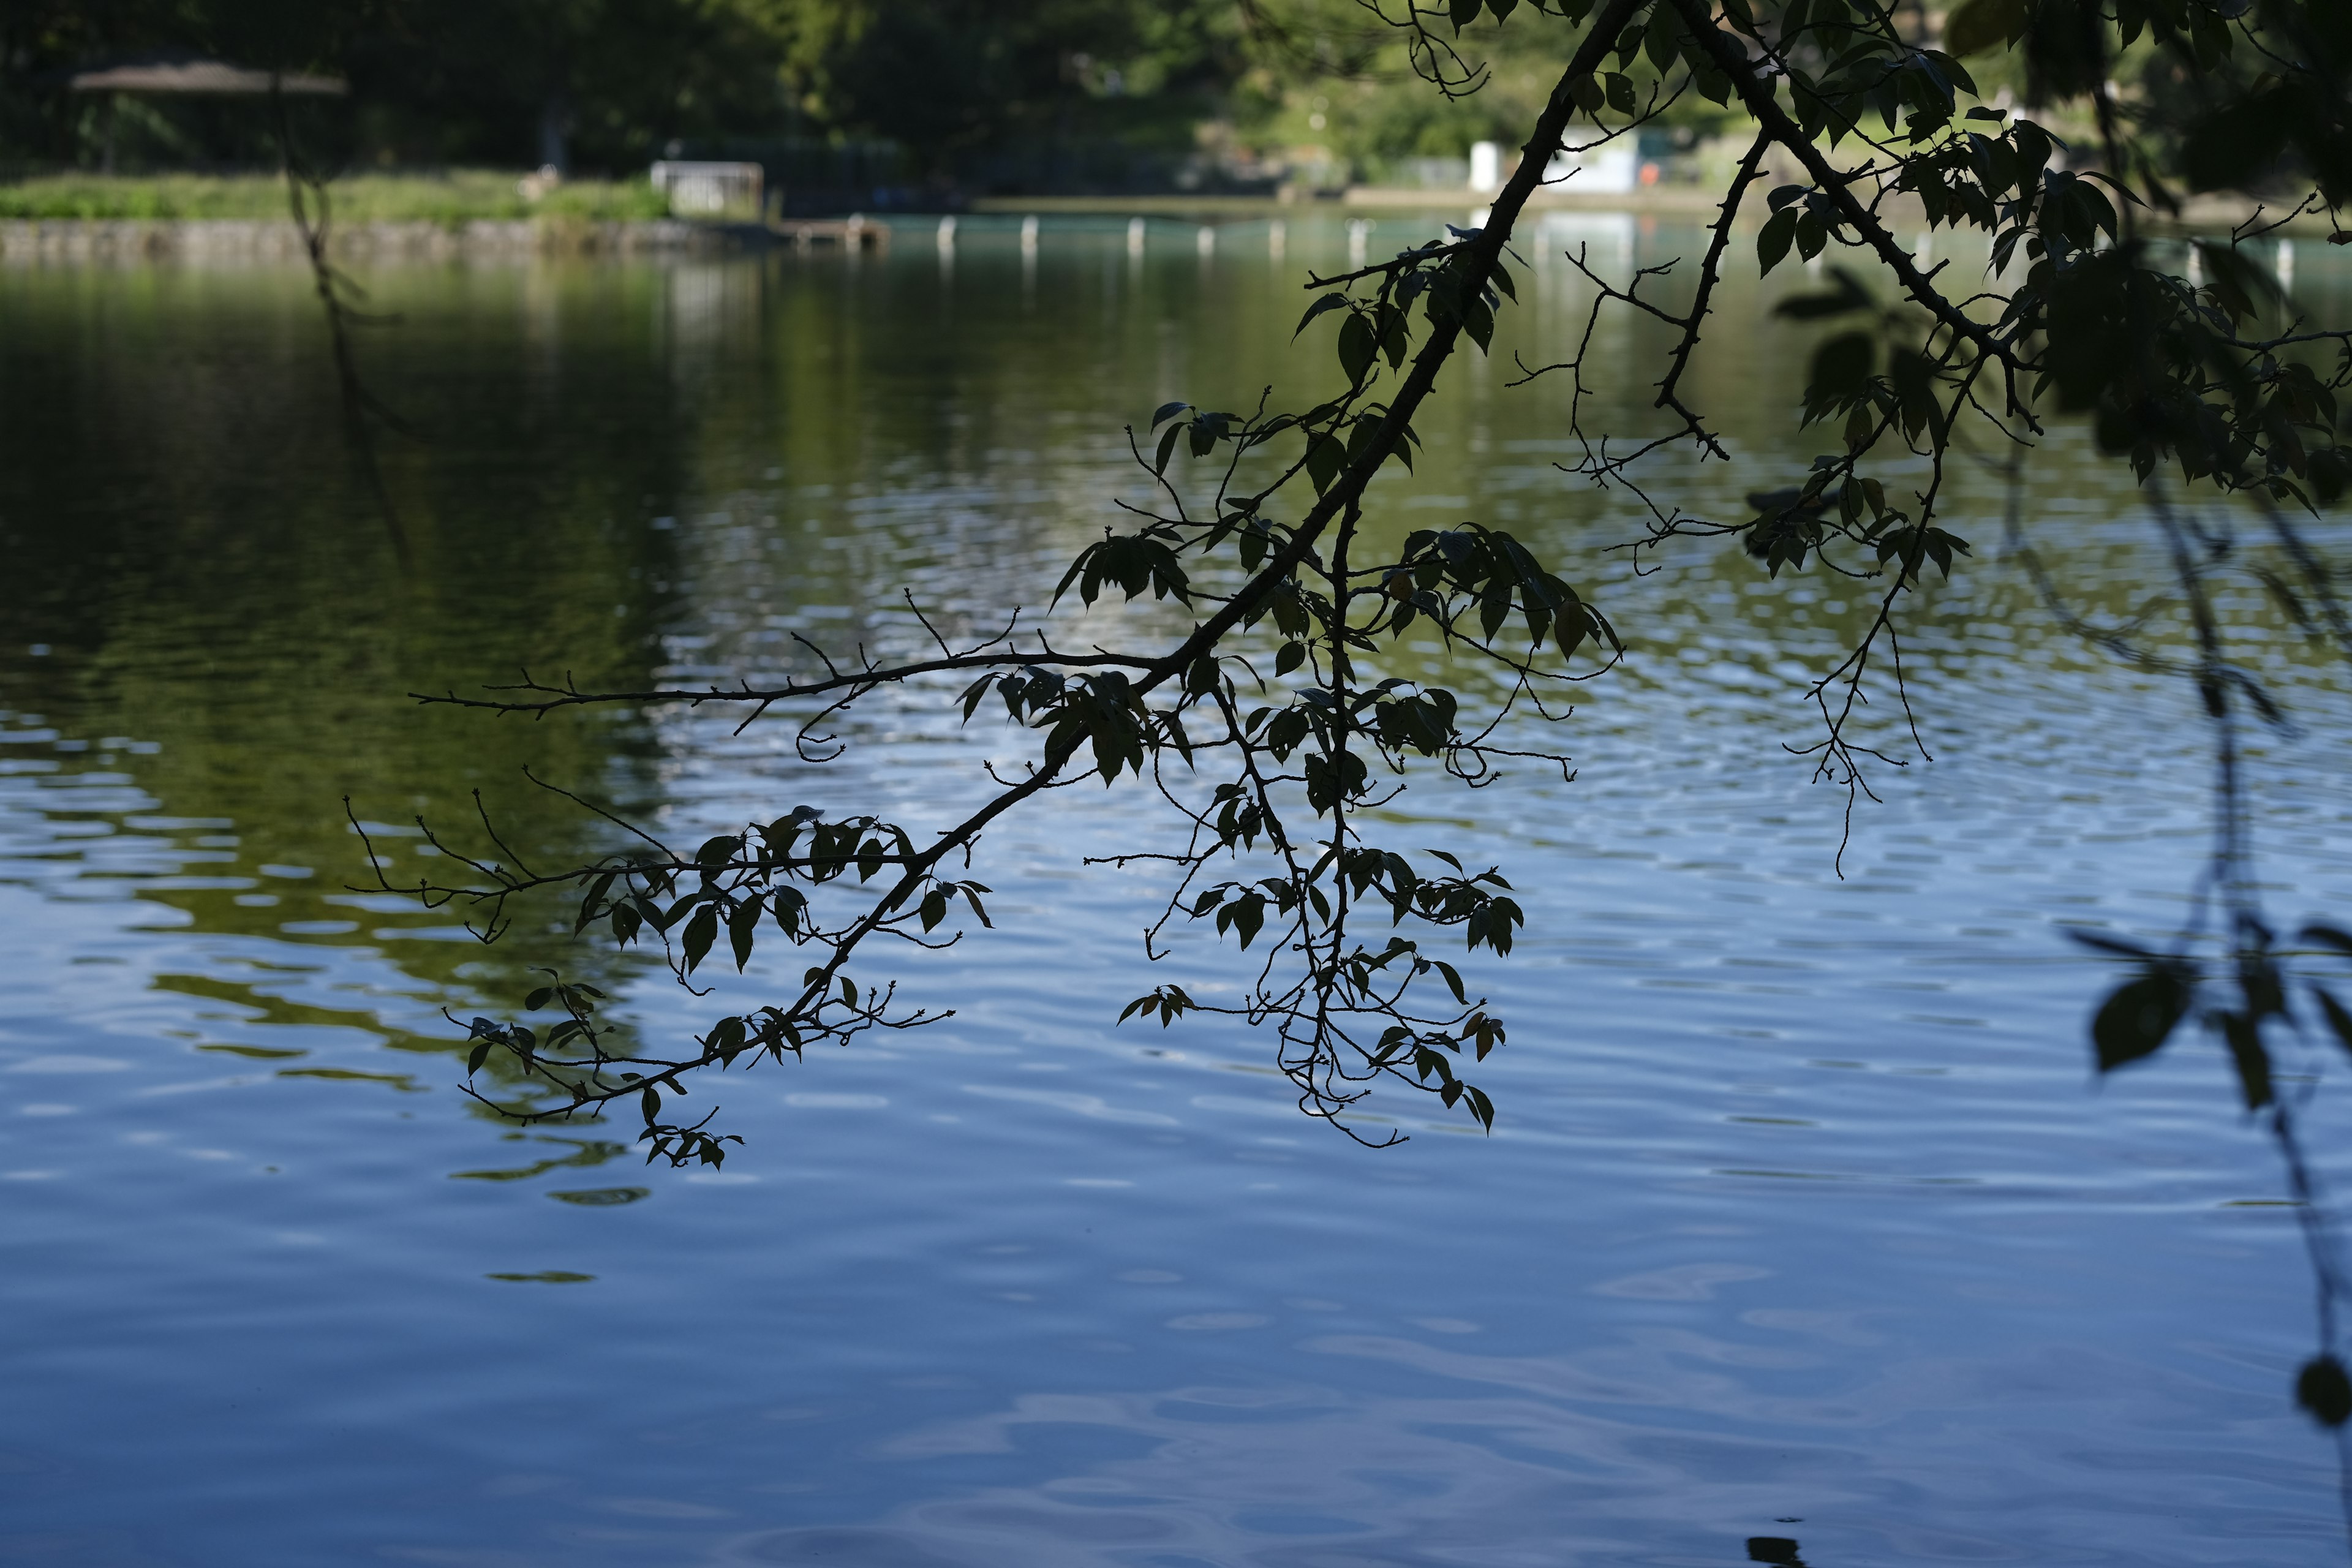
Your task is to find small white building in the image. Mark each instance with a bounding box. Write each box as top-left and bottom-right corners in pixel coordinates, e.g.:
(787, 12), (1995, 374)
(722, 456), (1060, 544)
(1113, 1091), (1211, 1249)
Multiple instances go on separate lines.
(1546, 143), (1639, 194)
(649, 161), (764, 219)
(1468, 138), (1642, 196)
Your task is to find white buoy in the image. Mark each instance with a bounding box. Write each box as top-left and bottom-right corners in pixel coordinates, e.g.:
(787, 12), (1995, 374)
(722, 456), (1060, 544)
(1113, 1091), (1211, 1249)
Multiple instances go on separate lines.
(2278, 238), (2296, 292)
(936, 215), (956, 251)
(1196, 224), (1215, 258)
(1020, 214), (1039, 254)
(1347, 217), (1371, 270)
(1269, 219), (1286, 261)
(1127, 216), (1147, 257)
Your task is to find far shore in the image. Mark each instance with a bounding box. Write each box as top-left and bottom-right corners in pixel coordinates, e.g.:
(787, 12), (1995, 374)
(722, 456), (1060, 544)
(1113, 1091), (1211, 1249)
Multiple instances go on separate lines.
(0, 185), (2319, 265)
(0, 216), (764, 263)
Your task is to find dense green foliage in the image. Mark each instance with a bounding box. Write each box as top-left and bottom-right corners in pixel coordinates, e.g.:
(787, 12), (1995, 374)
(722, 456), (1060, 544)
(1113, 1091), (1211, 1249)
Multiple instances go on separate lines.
(6, 0), (1732, 184)
(20, 0), (2271, 189)
(6, 0), (793, 172)
(2, 0), (1232, 176)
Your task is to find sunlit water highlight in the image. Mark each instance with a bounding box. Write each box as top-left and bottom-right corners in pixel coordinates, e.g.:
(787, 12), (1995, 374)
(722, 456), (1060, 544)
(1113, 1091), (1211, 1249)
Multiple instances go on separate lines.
(4, 214), (2352, 1564)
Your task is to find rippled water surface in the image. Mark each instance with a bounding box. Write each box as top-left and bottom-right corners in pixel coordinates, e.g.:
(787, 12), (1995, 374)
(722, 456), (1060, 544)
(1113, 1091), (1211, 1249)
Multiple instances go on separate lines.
(7, 216), (2352, 1566)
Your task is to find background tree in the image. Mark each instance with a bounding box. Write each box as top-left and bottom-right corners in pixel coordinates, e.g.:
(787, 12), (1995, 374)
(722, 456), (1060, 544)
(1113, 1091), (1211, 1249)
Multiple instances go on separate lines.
(742, 0), (1231, 176)
(3, 0), (807, 172)
(0, 0), (1751, 184)
(1, 0), (1252, 176)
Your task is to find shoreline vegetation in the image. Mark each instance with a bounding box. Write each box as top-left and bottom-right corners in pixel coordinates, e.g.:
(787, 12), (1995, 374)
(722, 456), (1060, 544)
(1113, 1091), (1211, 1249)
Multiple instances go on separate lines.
(0, 172), (671, 223)
(0, 216), (751, 261)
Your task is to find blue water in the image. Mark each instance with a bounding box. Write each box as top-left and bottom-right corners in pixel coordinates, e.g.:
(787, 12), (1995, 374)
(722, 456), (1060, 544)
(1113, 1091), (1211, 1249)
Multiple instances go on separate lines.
(4, 216), (2352, 1565)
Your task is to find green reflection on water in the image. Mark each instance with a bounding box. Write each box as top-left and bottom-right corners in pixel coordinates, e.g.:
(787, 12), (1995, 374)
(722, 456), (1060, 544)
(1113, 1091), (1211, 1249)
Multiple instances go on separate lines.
(452, 1137), (629, 1182)
(546, 1185), (650, 1206)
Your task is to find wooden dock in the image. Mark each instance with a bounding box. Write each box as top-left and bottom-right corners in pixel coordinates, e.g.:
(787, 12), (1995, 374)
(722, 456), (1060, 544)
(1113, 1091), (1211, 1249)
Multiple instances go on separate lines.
(772, 216), (888, 252)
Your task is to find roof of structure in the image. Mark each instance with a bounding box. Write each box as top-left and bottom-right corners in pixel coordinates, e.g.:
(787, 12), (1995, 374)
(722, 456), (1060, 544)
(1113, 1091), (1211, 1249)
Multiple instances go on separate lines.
(68, 55), (345, 96)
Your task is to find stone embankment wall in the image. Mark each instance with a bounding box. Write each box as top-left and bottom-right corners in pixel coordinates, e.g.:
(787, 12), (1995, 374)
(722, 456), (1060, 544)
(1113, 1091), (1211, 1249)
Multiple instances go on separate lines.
(0, 218), (758, 263)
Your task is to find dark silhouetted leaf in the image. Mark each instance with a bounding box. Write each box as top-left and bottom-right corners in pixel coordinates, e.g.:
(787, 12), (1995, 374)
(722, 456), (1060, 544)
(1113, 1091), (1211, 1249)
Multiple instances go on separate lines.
(2302, 924), (2352, 958)
(1305, 432), (1344, 492)
(2091, 963), (2191, 1071)
(1806, 333), (1875, 404)
(681, 904), (718, 973)
(2301, 1355), (2352, 1427)
(1774, 267), (1871, 319)
(2222, 1011), (2272, 1110)
(1294, 295), (1346, 339)
(1757, 208), (1798, 274)
(1338, 311), (1377, 383)
(729, 897), (762, 970)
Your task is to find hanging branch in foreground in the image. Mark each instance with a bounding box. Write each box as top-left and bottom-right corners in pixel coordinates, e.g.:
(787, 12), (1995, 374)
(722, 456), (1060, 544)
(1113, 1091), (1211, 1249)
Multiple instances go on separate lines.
(368, 0), (2352, 1472)
(376, 0), (1652, 1165)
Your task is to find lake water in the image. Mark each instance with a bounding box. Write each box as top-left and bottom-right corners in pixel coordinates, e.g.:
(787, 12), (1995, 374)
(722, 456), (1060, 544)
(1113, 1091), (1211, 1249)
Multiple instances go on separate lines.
(6, 214), (2352, 1566)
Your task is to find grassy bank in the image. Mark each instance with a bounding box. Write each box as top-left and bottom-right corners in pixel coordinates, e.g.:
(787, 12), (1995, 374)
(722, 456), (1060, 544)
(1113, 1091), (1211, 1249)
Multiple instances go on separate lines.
(0, 171), (670, 223)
